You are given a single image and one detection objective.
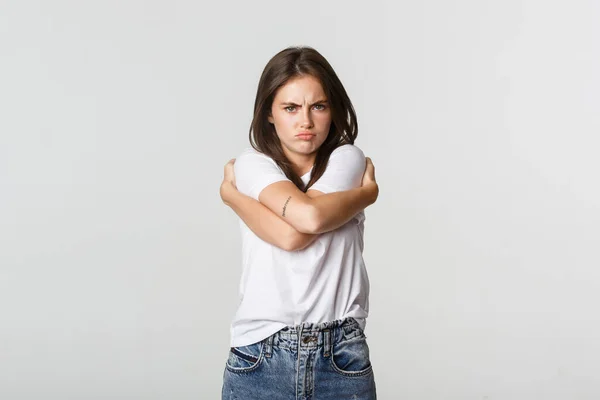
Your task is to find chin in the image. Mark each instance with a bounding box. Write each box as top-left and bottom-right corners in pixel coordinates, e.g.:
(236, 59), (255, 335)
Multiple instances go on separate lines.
(296, 142), (320, 151)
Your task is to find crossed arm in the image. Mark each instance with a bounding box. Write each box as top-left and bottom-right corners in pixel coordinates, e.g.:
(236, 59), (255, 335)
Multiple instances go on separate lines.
(220, 180), (377, 251)
(219, 158), (378, 251)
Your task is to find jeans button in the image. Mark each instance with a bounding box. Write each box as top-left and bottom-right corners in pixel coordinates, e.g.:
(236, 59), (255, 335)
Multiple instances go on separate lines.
(302, 336), (311, 343)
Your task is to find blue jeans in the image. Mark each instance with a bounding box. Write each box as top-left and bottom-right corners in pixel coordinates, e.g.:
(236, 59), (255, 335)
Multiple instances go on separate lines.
(222, 317), (376, 399)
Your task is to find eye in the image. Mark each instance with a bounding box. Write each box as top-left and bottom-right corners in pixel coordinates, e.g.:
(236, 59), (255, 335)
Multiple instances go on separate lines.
(313, 104), (326, 111)
(284, 106), (296, 112)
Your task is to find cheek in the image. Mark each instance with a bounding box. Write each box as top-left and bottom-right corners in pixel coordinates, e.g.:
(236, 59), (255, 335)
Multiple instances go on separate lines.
(272, 114), (296, 134)
(315, 113), (332, 126)
(274, 111), (294, 123)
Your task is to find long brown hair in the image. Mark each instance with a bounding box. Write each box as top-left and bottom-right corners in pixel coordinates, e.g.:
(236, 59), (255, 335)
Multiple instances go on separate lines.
(249, 46), (358, 191)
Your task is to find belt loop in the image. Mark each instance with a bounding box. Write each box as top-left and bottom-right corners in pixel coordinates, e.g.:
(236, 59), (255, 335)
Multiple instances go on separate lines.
(264, 334), (273, 358)
(323, 329), (331, 358)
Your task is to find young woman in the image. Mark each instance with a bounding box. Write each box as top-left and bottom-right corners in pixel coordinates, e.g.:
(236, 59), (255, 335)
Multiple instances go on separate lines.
(219, 46), (379, 399)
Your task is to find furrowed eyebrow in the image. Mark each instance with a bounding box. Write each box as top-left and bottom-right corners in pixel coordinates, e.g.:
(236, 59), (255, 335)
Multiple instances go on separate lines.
(280, 99), (328, 106)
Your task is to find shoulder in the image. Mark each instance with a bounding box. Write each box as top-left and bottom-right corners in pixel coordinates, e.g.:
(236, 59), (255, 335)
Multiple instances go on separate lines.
(328, 144), (366, 166)
(331, 143), (365, 158)
(234, 147), (288, 190)
(235, 147), (279, 169)
(237, 147), (270, 161)
(307, 144), (366, 193)
(233, 147), (289, 198)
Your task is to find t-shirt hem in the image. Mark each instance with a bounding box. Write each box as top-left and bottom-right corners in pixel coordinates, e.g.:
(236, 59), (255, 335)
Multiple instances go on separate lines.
(230, 323), (288, 348)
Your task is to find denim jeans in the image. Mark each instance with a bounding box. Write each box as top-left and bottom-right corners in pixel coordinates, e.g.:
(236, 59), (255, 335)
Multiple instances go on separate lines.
(222, 317), (376, 399)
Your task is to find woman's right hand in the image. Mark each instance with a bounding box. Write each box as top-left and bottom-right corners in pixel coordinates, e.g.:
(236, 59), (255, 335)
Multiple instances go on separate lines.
(220, 158), (237, 206)
(361, 157), (379, 204)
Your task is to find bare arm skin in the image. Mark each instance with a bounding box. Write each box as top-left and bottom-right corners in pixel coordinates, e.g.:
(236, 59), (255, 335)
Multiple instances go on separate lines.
(220, 182), (321, 251)
(255, 157), (378, 234)
(220, 157), (378, 247)
(256, 182), (377, 234)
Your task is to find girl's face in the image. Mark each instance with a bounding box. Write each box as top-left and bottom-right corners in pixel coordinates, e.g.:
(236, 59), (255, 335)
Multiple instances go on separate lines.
(268, 75), (332, 161)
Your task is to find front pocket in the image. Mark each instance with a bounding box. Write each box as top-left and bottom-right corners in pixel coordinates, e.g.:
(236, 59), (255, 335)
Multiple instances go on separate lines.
(225, 341), (264, 373)
(230, 347), (259, 363)
(330, 335), (373, 377)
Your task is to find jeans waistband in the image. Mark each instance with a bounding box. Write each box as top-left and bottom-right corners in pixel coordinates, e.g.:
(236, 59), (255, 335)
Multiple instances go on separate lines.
(267, 317), (363, 350)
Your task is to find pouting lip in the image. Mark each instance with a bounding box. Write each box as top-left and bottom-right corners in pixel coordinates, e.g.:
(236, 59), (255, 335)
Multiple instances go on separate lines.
(296, 132), (315, 136)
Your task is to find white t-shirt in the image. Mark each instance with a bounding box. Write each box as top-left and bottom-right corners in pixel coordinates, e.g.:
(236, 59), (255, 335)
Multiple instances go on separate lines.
(229, 143), (370, 347)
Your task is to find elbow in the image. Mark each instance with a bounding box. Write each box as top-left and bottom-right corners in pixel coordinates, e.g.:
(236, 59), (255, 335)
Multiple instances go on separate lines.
(281, 232), (314, 252)
(280, 235), (299, 252)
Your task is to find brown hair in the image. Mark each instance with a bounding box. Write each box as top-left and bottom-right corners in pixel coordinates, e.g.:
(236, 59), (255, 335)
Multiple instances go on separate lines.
(249, 46), (358, 191)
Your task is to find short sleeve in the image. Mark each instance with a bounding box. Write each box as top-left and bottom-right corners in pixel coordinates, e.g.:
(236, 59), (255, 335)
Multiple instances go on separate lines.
(234, 148), (292, 200)
(308, 144), (366, 194)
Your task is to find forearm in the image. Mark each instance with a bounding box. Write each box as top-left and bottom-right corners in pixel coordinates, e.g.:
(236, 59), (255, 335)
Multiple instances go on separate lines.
(310, 182), (378, 234)
(222, 183), (319, 251)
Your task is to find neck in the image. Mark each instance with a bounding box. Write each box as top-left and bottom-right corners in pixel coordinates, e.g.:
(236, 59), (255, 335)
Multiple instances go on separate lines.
(282, 147), (316, 177)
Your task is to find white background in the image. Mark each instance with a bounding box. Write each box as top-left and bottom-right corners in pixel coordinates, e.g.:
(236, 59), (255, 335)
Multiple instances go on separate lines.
(1, 1), (599, 399)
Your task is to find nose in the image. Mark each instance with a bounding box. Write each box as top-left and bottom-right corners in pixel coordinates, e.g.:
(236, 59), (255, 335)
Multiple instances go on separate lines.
(300, 108), (313, 129)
